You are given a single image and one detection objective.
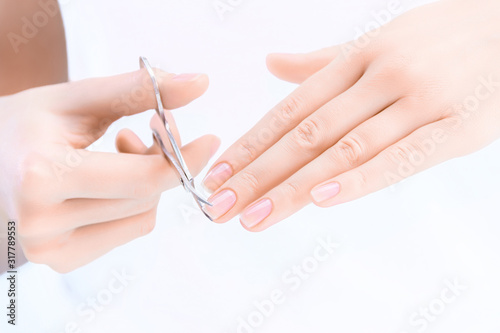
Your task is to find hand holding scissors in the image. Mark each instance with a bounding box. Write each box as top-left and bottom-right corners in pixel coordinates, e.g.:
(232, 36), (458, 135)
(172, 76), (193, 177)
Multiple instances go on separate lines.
(0, 61), (219, 272)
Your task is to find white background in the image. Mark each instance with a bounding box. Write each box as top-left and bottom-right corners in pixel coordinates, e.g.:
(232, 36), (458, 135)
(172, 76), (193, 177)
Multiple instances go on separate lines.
(2, 0), (500, 332)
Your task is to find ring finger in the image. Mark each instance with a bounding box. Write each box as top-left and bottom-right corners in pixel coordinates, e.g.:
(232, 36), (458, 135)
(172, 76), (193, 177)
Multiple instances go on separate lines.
(237, 98), (441, 231)
(205, 73), (401, 222)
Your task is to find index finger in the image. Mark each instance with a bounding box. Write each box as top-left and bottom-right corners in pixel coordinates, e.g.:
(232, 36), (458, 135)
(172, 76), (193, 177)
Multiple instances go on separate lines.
(202, 54), (366, 193)
(43, 68), (209, 119)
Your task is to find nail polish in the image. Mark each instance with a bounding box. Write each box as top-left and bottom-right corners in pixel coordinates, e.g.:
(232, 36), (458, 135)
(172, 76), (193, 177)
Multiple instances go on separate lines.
(202, 163), (233, 194)
(240, 199), (273, 229)
(311, 182), (340, 203)
(204, 189), (237, 220)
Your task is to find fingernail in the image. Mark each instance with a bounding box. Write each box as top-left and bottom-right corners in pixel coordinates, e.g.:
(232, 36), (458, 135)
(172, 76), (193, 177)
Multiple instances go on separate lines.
(172, 73), (202, 81)
(311, 182), (340, 203)
(202, 163), (232, 194)
(204, 189), (237, 220)
(240, 199), (273, 229)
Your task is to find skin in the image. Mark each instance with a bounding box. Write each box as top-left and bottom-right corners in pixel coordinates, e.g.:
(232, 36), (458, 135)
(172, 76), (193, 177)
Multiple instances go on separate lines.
(202, 0), (500, 231)
(0, 0), (68, 273)
(0, 1), (219, 273)
(0, 69), (219, 273)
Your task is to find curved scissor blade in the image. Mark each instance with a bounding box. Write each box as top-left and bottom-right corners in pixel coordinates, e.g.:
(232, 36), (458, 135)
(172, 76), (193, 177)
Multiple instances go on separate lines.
(142, 56), (213, 220)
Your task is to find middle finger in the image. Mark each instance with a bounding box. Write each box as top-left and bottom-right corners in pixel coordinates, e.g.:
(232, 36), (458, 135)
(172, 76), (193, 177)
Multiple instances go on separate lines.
(204, 71), (401, 222)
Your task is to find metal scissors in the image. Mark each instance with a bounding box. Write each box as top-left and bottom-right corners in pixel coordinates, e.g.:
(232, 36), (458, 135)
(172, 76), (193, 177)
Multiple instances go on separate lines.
(139, 56), (213, 220)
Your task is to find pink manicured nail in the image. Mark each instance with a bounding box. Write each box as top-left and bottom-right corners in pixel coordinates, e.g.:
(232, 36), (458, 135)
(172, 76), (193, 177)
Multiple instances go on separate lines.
(202, 163), (233, 194)
(311, 182), (341, 203)
(172, 73), (202, 81)
(240, 199), (273, 229)
(204, 189), (237, 220)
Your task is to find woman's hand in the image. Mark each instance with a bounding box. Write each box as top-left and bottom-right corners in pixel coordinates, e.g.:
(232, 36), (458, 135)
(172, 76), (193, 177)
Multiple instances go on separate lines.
(202, 0), (500, 231)
(0, 69), (220, 272)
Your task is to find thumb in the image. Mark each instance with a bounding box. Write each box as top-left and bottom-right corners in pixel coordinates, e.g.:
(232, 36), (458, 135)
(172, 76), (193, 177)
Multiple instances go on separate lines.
(52, 69), (209, 118)
(266, 45), (341, 84)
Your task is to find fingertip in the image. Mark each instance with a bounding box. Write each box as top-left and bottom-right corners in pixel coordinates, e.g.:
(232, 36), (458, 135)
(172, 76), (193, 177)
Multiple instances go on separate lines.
(266, 52), (295, 64)
(266, 52), (311, 84)
(197, 134), (222, 161)
(115, 129), (148, 154)
(208, 135), (221, 158)
(266, 53), (285, 69)
(239, 219), (262, 232)
(172, 72), (209, 94)
(170, 73), (209, 108)
(239, 218), (271, 233)
(266, 47), (340, 84)
(182, 135), (222, 177)
(197, 73), (210, 91)
(194, 74), (210, 101)
(151, 70), (210, 109)
(266, 52), (296, 73)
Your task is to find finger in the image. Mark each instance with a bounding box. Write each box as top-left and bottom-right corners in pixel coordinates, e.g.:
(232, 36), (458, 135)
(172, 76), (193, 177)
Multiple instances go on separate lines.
(147, 112), (182, 155)
(116, 129), (148, 154)
(59, 134), (220, 199)
(236, 99), (443, 231)
(115, 112), (181, 155)
(311, 119), (458, 207)
(50, 195), (160, 233)
(24, 206), (159, 273)
(203, 54), (367, 193)
(266, 45), (342, 84)
(204, 74), (401, 223)
(49, 68), (209, 119)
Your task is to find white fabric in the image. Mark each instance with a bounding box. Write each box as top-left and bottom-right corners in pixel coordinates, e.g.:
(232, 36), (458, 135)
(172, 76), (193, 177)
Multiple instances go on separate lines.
(2, 0), (500, 332)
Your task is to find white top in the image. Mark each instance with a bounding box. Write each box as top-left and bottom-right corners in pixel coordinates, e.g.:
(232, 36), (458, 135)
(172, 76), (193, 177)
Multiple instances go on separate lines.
(3, 0), (500, 332)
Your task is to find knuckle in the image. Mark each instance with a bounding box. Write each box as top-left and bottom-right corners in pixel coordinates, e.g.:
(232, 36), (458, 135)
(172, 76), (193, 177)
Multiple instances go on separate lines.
(386, 55), (422, 84)
(386, 142), (423, 166)
(366, 53), (413, 84)
(365, 66), (397, 86)
(335, 134), (367, 167)
(386, 145), (412, 165)
(17, 209), (59, 239)
(17, 218), (38, 239)
(281, 181), (301, 197)
(276, 94), (305, 122)
(23, 245), (50, 265)
(352, 168), (370, 189)
(236, 140), (259, 163)
(237, 169), (261, 193)
(291, 118), (323, 150)
(19, 153), (51, 196)
(23, 236), (73, 272)
(349, 44), (373, 64)
(340, 36), (379, 65)
(17, 213), (54, 240)
(386, 52), (413, 72)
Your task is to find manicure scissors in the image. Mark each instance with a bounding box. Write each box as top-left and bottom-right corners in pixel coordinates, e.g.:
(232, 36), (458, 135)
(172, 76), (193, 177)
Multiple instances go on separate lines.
(139, 56), (213, 220)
